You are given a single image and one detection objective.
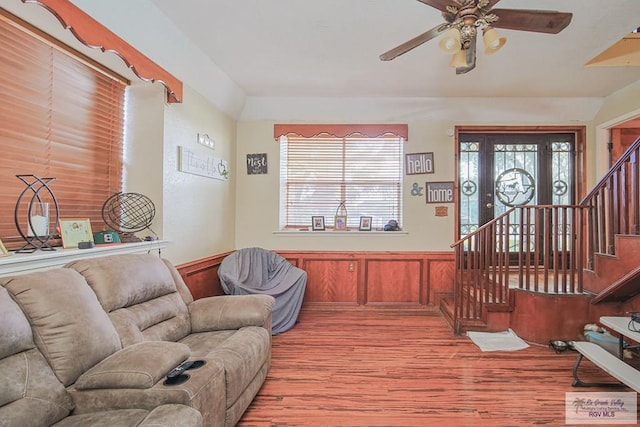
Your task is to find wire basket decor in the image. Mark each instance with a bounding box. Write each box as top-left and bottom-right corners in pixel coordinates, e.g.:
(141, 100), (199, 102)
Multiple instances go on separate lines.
(102, 192), (156, 233)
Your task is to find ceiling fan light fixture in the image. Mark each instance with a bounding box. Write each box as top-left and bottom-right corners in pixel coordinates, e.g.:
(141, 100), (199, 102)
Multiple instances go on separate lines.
(449, 49), (468, 68)
(439, 28), (462, 54)
(483, 27), (507, 55)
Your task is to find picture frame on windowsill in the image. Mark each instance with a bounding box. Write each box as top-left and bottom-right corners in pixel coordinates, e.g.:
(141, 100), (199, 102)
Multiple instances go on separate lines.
(59, 218), (94, 249)
(359, 216), (372, 231)
(311, 216), (325, 231)
(334, 215), (347, 231)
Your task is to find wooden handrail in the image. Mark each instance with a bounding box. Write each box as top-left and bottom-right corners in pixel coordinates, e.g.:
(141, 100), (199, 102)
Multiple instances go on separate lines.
(450, 207), (515, 248)
(450, 205), (587, 332)
(579, 135), (640, 258)
(451, 205), (583, 248)
(579, 136), (640, 206)
(450, 137), (640, 333)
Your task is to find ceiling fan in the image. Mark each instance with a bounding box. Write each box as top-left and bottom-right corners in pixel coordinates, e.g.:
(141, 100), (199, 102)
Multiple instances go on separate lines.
(380, 0), (573, 74)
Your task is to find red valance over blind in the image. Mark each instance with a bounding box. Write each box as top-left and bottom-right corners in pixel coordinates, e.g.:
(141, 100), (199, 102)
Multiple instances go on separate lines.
(21, 0), (183, 103)
(274, 124), (408, 141)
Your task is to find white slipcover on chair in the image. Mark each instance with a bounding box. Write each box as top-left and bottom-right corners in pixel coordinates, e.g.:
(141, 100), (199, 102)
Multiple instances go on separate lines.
(218, 247), (307, 334)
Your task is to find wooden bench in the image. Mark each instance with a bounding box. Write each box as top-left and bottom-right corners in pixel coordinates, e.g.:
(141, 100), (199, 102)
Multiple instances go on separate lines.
(572, 341), (640, 393)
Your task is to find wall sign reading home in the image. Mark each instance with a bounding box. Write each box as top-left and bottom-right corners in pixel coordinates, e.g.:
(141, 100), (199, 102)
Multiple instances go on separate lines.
(247, 153), (268, 175)
(405, 152), (434, 175)
(425, 181), (454, 203)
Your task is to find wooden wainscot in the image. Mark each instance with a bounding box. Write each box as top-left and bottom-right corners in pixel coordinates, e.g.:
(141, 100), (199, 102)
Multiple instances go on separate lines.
(178, 250), (455, 310)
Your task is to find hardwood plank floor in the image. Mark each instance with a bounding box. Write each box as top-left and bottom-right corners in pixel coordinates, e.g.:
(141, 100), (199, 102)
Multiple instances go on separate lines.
(238, 308), (639, 426)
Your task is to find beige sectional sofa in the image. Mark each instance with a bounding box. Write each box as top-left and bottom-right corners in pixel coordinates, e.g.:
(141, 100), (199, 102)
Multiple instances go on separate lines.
(0, 253), (275, 427)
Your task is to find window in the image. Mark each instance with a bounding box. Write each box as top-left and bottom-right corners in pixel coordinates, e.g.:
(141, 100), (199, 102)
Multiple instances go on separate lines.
(277, 125), (406, 231)
(0, 11), (127, 249)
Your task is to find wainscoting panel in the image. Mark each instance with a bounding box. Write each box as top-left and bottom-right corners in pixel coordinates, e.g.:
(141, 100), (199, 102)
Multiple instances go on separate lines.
(302, 258), (359, 305)
(176, 252), (231, 300)
(424, 257), (457, 306)
(177, 251), (455, 309)
(364, 259), (422, 305)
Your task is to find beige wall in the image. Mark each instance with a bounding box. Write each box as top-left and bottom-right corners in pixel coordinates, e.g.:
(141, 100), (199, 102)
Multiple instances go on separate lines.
(234, 118), (598, 252)
(235, 121), (457, 252)
(160, 85), (237, 264)
(128, 81), (638, 259)
(124, 83), (237, 265)
(124, 82), (166, 242)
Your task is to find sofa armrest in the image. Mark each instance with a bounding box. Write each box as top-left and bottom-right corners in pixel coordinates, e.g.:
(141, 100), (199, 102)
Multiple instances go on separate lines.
(189, 294), (275, 333)
(75, 341), (190, 390)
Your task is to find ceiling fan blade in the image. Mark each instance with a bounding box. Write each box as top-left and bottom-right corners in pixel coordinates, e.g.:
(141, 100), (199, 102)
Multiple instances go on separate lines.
(380, 24), (447, 61)
(485, 0), (502, 9)
(491, 9), (573, 34)
(414, 0), (459, 13)
(415, 0), (502, 12)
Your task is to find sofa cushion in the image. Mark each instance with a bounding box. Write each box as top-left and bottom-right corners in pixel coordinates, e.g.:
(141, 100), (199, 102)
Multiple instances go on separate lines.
(66, 254), (191, 345)
(67, 254), (177, 312)
(0, 287), (32, 359)
(0, 286), (74, 426)
(76, 341), (191, 390)
(190, 294), (275, 332)
(1, 269), (122, 386)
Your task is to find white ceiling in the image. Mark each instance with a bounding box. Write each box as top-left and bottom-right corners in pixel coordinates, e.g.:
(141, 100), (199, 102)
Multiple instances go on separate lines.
(148, 0), (640, 100)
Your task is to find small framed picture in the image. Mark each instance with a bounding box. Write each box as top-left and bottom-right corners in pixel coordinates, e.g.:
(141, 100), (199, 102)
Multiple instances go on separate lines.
(311, 216), (325, 231)
(334, 215), (347, 231)
(0, 237), (8, 256)
(359, 216), (372, 231)
(59, 218), (94, 249)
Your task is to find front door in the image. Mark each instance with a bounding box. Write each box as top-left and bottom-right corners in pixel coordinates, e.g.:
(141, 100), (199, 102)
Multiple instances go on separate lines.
(458, 133), (575, 243)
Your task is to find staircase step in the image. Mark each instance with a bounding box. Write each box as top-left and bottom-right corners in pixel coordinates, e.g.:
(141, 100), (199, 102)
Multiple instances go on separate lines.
(591, 264), (640, 303)
(586, 234), (640, 300)
(439, 295), (455, 331)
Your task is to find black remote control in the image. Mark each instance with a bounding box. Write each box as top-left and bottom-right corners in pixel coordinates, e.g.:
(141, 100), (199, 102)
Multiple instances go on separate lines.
(166, 360), (194, 378)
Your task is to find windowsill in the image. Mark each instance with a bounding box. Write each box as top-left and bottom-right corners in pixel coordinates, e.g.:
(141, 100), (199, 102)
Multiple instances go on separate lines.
(0, 240), (170, 277)
(273, 230), (408, 236)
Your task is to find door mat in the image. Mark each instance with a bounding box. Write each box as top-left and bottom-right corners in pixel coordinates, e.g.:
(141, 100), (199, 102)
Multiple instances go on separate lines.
(467, 328), (529, 352)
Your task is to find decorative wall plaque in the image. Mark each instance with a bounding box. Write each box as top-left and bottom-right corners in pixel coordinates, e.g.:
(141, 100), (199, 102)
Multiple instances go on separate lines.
(178, 146), (228, 180)
(405, 152), (434, 175)
(435, 206), (448, 216)
(425, 181), (454, 203)
(246, 153), (268, 175)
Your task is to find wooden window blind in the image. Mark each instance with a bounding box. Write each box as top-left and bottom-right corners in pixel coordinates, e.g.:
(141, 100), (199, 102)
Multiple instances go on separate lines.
(0, 12), (127, 249)
(279, 134), (404, 230)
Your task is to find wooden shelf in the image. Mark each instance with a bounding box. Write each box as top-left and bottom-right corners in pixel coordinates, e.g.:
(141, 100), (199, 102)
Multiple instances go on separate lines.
(0, 240), (169, 277)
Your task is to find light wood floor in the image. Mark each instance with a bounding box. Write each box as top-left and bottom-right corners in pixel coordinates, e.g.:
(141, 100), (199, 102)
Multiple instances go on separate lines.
(238, 308), (639, 427)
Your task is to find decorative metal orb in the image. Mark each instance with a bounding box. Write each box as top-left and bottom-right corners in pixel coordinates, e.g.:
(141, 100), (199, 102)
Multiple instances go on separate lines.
(102, 192), (155, 233)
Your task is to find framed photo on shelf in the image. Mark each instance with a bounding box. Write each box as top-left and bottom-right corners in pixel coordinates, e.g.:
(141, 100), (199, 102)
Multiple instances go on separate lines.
(334, 215), (347, 231)
(311, 216), (325, 231)
(59, 218), (94, 249)
(0, 237), (8, 256)
(359, 216), (372, 231)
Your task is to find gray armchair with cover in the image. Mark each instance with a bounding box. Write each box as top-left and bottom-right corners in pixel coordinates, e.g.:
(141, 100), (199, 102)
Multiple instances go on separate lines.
(218, 248), (306, 334)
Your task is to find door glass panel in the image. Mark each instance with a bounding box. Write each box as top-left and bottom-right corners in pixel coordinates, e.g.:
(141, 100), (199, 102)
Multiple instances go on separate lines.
(459, 142), (479, 238)
(551, 141), (573, 251)
(493, 144), (538, 214)
(494, 144), (538, 252)
(552, 142), (571, 205)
